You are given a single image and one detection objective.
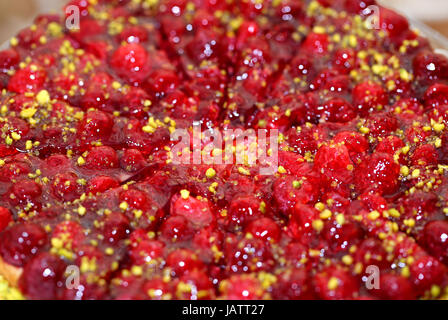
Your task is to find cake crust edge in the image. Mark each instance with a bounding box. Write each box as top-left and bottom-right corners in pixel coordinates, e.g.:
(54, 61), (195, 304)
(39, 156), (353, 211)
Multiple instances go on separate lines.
(0, 256), (22, 288)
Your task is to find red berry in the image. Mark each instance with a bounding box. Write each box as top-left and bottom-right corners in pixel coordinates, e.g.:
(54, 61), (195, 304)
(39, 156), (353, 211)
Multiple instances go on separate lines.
(160, 215), (194, 242)
(355, 238), (389, 268)
(8, 64), (46, 93)
(0, 207), (12, 232)
(314, 143), (353, 184)
(110, 43), (149, 83)
(424, 83), (448, 108)
(146, 69), (179, 98)
(413, 51), (448, 82)
(323, 221), (364, 253)
(118, 26), (148, 44)
(245, 217), (280, 242)
(355, 152), (400, 195)
(379, 7), (409, 38)
(374, 274), (416, 300)
(0, 223), (48, 267)
(224, 236), (274, 273)
(79, 110), (113, 139)
(130, 240), (164, 265)
(422, 221), (448, 264)
(165, 249), (204, 276)
(409, 256), (445, 293)
(343, 0), (375, 13)
(102, 212), (130, 243)
(375, 135), (404, 155)
(120, 149), (147, 173)
(51, 173), (82, 201)
(171, 193), (213, 229)
(227, 195), (262, 229)
(365, 112), (398, 137)
(314, 267), (358, 300)
(85, 146), (119, 170)
(0, 49), (20, 69)
(332, 49), (356, 73)
(272, 268), (313, 299)
(321, 98), (355, 123)
(411, 144), (439, 166)
(88, 176), (119, 194)
(19, 252), (66, 300)
(301, 32), (329, 55)
(8, 180), (42, 206)
(0, 161), (31, 182)
(352, 82), (388, 116)
(120, 189), (149, 210)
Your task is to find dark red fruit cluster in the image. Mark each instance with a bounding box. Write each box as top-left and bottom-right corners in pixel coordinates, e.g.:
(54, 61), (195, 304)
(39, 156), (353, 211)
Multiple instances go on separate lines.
(0, 0), (447, 300)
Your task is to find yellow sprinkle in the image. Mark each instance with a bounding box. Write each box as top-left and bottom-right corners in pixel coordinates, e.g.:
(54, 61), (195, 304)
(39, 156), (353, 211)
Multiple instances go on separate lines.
(131, 265), (143, 276)
(134, 210), (143, 219)
(51, 237), (63, 249)
(328, 277), (339, 290)
(388, 208), (401, 218)
(400, 166), (410, 176)
(313, 26), (326, 34)
(342, 255), (353, 265)
(335, 214), (345, 225)
(399, 68), (412, 82)
(238, 167), (250, 176)
(312, 219), (324, 232)
(119, 201), (129, 211)
(430, 285), (441, 298)
(11, 132), (21, 141)
(314, 202), (325, 212)
(319, 209), (332, 220)
(401, 266), (410, 278)
(435, 138), (442, 148)
(359, 126), (370, 134)
(77, 156), (86, 166)
(368, 210), (380, 220)
(208, 182), (218, 194)
(25, 140), (33, 150)
(403, 218), (416, 228)
(36, 90), (50, 105)
(277, 166), (287, 174)
(78, 206), (87, 216)
(105, 248), (115, 255)
(348, 34), (358, 47)
(433, 123), (445, 133)
(20, 108), (37, 119)
(10, 37), (18, 47)
(259, 201), (266, 214)
(112, 81), (121, 90)
(205, 168), (216, 179)
(292, 180), (302, 189)
(180, 189), (190, 200)
(411, 169), (420, 178)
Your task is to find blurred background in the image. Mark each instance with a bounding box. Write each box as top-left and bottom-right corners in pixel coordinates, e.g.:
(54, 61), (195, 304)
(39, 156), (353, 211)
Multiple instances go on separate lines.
(0, 0), (447, 44)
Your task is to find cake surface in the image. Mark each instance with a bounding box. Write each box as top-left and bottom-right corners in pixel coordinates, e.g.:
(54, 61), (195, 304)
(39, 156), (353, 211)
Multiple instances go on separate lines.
(0, 0), (448, 300)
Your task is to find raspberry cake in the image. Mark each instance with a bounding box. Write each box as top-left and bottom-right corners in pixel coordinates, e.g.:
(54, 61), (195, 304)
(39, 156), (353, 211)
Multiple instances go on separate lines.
(0, 0), (448, 300)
